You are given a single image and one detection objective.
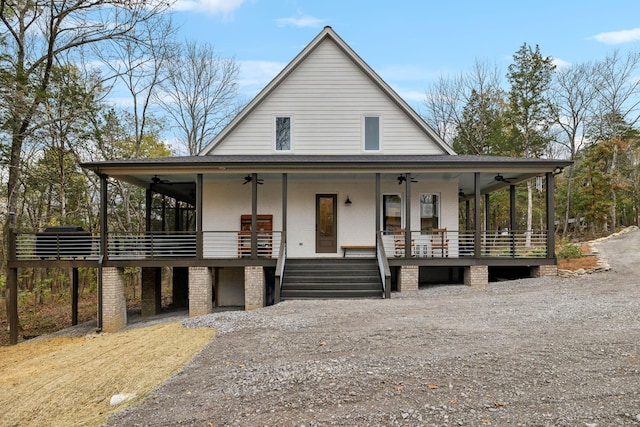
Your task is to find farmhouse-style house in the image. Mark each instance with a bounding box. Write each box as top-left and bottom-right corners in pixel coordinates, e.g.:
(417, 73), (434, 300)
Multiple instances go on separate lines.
(7, 27), (571, 337)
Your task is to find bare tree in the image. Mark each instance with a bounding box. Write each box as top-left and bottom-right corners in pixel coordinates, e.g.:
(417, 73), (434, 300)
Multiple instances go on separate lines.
(421, 59), (503, 149)
(550, 62), (599, 237)
(157, 40), (240, 155)
(589, 50), (640, 230)
(0, 0), (174, 225)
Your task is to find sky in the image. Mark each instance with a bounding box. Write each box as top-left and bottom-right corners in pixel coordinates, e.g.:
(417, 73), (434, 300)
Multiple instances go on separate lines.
(166, 0), (640, 112)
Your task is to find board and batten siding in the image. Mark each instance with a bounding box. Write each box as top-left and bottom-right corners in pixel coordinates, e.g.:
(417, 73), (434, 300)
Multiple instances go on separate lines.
(210, 39), (446, 155)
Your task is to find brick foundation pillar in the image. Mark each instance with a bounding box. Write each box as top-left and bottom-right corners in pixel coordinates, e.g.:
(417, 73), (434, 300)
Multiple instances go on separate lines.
(399, 265), (419, 293)
(464, 265), (488, 286)
(102, 267), (127, 332)
(531, 264), (558, 278)
(141, 267), (162, 317)
(188, 267), (212, 317)
(244, 266), (264, 310)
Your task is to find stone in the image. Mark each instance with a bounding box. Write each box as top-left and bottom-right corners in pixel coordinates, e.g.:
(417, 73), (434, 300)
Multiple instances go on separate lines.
(110, 393), (137, 406)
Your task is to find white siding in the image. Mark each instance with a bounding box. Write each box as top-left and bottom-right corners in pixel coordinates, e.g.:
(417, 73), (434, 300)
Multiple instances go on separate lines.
(201, 175), (459, 259)
(211, 39), (446, 155)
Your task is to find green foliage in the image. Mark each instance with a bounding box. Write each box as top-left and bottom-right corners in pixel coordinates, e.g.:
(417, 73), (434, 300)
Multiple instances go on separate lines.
(557, 242), (583, 259)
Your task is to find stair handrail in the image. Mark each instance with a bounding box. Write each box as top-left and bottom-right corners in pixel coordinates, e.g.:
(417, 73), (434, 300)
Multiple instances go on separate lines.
(376, 231), (392, 299)
(274, 231), (286, 303)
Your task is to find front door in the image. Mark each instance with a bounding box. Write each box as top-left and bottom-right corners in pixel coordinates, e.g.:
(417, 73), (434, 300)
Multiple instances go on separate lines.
(316, 194), (337, 253)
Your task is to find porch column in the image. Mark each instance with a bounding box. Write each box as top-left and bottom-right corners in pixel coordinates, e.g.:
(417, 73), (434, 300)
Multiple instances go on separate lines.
(145, 188), (152, 232)
(546, 172), (556, 259)
(375, 173), (381, 232)
(465, 200), (471, 230)
(244, 266), (264, 310)
(102, 267), (127, 332)
(484, 193), (490, 232)
(141, 267), (162, 317)
(282, 173), (287, 232)
(399, 265), (419, 293)
(510, 184), (517, 257)
(251, 172), (258, 259)
(405, 173), (412, 258)
(196, 173), (203, 260)
(188, 266), (212, 316)
(473, 172), (481, 258)
(100, 174), (108, 261)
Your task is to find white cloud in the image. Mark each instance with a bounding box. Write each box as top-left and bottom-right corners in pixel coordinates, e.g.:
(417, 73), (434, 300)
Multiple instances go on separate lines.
(592, 28), (640, 44)
(274, 15), (324, 28)
(237, 60), (287, 94)
(552, 57), (572, 69)
(172, 0), (245, 15)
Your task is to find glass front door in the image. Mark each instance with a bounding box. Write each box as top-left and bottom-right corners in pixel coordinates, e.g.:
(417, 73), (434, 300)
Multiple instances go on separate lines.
(316, 194), (337, 253)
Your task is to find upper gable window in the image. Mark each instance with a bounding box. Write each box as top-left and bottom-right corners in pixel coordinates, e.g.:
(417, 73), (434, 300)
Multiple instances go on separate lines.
(275, 116), (291, 151)
(364, 116), (380, 151)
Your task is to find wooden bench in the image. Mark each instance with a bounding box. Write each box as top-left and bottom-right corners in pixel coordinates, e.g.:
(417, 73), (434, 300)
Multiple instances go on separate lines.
(340, 245), (376, 258)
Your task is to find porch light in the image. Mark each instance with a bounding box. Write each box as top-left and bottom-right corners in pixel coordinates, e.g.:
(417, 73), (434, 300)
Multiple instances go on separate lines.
(345, 196), (352, 205)
(553, 167), (564, 175)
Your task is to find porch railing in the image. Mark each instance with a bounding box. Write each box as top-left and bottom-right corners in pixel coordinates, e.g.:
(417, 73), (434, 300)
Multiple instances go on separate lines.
(381, 229), (548, 258)
(14, 230), (283, 261)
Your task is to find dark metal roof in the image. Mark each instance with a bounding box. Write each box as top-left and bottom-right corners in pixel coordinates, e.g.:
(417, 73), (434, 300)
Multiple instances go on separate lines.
(82, 154), (572, 174)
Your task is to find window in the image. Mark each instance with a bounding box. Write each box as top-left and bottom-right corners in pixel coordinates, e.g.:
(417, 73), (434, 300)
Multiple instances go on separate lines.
(420, 194), (439, 233)
(383, 194), (402, 232)
(364, 116), (380, 151)
(275, 116), (291, 151)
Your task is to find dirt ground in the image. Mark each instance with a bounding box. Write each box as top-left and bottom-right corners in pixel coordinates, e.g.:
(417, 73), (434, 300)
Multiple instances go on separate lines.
(107, 229), (640, 426)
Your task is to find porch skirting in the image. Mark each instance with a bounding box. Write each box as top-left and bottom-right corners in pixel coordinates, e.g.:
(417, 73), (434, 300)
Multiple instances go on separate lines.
(102, 267), (127, 332)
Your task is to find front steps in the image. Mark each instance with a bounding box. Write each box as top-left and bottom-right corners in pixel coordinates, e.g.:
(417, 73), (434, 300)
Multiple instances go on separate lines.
(281, 258), (383, 299)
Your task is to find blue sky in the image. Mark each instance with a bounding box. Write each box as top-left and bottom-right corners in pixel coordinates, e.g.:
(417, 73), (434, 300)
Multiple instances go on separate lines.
(168, 0), (640, 111)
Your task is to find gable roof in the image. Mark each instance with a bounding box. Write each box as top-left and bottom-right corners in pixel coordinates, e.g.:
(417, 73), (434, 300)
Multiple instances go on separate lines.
(199, 26), (456, 156)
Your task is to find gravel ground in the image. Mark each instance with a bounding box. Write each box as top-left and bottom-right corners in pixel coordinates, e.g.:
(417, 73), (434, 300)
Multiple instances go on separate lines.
(109, 229), (640, 426)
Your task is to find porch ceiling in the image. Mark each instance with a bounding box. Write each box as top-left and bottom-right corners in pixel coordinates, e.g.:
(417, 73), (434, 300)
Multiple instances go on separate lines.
(82, 154), (571, 200)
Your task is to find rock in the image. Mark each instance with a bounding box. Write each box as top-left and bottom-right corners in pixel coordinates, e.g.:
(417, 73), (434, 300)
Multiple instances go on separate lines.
(110, 393), (137, 406)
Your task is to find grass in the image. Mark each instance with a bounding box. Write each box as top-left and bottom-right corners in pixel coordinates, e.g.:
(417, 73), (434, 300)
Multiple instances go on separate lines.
(0, 322), (214, 426)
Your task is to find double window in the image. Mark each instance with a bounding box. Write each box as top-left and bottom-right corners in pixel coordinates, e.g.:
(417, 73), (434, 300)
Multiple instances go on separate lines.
(275, 116), (291, 151)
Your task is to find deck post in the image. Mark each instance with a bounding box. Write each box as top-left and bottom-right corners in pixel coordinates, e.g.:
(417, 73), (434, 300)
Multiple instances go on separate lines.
(282, 173), (287, 232)
(375, 173), (381, 232)
(100, 174), (108, 261)
(72, 268), (79, 325)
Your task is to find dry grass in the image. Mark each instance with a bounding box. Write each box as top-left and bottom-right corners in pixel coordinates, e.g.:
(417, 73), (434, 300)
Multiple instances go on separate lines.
(0, 322), (214, 427)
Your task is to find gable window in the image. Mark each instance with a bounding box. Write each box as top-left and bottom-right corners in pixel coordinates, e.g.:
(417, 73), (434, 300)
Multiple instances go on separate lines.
(275, 116), (291, 151)
(420, 193), (439, 232)
(364, 116), (380, 151)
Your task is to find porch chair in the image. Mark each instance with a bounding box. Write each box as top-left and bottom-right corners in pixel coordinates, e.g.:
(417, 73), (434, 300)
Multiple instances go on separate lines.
(393, 229), (415, 257)
(430, 228), (449, 257)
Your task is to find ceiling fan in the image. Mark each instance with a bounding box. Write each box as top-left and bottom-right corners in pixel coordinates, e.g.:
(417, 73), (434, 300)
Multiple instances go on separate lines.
(494, 174), (515, 183)
(243, 175), (264, 185)
(397, 174), (418, 185)
(151, 175), (171, 185)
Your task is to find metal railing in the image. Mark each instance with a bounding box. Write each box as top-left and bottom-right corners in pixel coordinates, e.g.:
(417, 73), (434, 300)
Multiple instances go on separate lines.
(14, 230), (284, 261)
(15, 232), (100, 260)
(381, 229), (547, 258)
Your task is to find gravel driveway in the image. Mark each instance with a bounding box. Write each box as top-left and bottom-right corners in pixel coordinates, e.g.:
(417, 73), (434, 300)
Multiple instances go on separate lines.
(110, 229), (640, 426)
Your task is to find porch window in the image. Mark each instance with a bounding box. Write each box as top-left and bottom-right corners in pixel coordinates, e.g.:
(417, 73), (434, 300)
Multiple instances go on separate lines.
(364, 116), (380, 151)
(383, 194), (402, 231)
(420, 193), (439, 232)
(275, 116), (291, 151)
